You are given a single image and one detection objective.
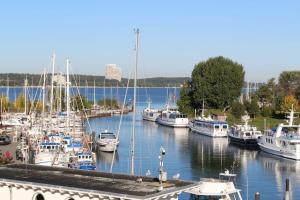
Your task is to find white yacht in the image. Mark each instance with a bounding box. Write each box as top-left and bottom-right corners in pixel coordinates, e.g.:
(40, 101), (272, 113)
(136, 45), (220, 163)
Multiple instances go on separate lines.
(189, 115), (229, 137)
(258, 106), (300, 160)
(156, 107), (189, 128)
(142, 107), (160, 122)
(96, 130), (119, 152)
(188, 170), (242, 200)
(229, 115), (262, 147)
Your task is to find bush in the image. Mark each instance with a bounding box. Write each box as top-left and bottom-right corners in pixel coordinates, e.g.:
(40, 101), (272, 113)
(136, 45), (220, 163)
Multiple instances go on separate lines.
(261, 106), (273, 117)
(231, 102), (245, 119)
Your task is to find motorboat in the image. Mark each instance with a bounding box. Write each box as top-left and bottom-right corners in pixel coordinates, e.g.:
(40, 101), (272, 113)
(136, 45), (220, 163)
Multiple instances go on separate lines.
(96, 130), (119, 152)
(189, 115), (228, 137)
(142, 101), (160, 122)
(188, 170), (242, 200)
(156, 106), (189, 128)
(229, 115), (262, 147)
(257, 106), (300, 160)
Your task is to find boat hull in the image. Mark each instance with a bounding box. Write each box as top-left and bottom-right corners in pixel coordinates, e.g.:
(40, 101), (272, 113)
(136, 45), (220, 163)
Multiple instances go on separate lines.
(258, 143), (300, 160)
(97, 142), (118, 152)
(228, 135), (258, 147)
(157, 118), (189, 128)
(190, 126), (227, 137)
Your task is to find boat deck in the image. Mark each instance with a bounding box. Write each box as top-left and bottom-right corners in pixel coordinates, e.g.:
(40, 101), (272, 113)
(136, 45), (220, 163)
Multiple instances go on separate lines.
(0, 164), (197, 199)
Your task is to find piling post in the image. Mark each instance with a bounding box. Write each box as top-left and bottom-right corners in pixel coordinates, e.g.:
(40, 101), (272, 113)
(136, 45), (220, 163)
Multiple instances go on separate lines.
(284, 178), (290, 200)
(255, 192), (260, 200)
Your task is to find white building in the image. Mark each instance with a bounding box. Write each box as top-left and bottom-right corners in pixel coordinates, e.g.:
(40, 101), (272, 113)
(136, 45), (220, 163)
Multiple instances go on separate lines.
(0, 164), (198, 200)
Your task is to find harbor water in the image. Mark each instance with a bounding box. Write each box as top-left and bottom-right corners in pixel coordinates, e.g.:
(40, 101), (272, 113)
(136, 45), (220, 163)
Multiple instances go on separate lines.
(1, 87), (300, 199)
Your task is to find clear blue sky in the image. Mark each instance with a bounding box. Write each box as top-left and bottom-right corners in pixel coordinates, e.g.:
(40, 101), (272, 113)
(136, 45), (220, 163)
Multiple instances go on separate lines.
(0, 1), (299, 82)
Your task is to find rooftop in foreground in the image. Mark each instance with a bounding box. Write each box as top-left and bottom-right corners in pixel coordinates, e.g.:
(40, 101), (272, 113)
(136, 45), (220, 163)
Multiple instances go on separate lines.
(0, 164), (198, 199)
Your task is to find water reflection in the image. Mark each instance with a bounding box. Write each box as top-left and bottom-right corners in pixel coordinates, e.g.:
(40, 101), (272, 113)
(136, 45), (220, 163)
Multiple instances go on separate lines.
(97, 151), (119, 165)
(257, 152), (300, 199)
(89, 113), (300, 200)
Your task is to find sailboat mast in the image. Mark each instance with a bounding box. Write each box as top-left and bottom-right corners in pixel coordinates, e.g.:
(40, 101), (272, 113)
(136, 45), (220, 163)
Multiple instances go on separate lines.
(94, 79), (96, 107)
(131, 28), (139, 175)
(66, 58), (70, 134)
(6, 76), (9, 102)
(24, 78), (28, 115)
(42, 68), (46, 127)
(50, 52), (56, 117)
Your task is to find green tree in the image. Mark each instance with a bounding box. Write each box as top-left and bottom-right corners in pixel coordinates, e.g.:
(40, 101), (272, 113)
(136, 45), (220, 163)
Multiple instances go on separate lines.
(0, 96), (9, 111)
(261, 106), (273, 117)
(278, 71), (300, 96)
(97, 98), (120, 109)
(191, 56), (244, 109)
(244, 100), (259, 118)
(72, 95), (91, 111)
(177, 81), (193, 115)
(231, 102), (245, 119)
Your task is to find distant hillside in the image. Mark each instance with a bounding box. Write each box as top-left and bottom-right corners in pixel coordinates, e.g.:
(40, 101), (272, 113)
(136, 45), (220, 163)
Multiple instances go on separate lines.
(0, 73), (190, 87)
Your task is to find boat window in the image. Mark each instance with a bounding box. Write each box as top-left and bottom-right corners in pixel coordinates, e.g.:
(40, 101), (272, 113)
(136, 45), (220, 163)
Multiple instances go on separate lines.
(245, 132), (251, 136)
(223, 125), (228, 129)
(214, 125), (219, 129)
(47, 146), (51, 149)
(79, 156), (81, 159)
(34, 193), (44, 200)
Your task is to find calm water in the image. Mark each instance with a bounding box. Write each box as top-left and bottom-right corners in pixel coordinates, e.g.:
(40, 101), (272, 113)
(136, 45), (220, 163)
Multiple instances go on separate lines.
(2, 87), (300, 199)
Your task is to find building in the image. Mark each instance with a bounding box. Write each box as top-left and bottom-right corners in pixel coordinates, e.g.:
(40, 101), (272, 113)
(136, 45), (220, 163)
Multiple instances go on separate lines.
(0, 164), (199, 200)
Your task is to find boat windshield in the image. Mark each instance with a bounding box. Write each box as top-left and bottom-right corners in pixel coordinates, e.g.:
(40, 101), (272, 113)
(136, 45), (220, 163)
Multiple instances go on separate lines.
(101, 134), (116, 139)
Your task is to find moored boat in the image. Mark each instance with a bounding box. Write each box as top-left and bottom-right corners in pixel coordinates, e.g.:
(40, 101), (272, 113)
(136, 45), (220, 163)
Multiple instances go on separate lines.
(257, 106), (300, 160)
(229, 115), (262, 147)
(96, 130), (119, 152)
(156, 107), (189, 128)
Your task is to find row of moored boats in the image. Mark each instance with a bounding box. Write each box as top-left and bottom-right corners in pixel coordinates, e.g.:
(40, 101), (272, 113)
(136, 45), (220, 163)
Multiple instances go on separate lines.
(143, 103), (300, 160)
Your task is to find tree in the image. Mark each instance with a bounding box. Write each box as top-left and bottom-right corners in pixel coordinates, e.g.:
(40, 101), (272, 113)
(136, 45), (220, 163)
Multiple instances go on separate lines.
(177, 81), (193, 115)
(244, 100), (259, 118)
(278, 71), (300, 96)
(191, 56), (244, 109)
(280, 94), (300, 112)
(15, 94), (25, 112)
(0, 96), (9, 111)
(97, 98), (120, 109)
(231, 102), (245, 119)
(72, 95), (91, 111)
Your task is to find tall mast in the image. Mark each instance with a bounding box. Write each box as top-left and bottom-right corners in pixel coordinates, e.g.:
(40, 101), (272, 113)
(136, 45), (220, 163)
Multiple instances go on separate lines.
(58, 72), (62, 113)
(42, 68), (46, 128)
(24, 78), (28, 115)
(93, 79), (96, 107)
(66, 58), (70, 134)
(6, 76), (9, 102)
(50, 52), (56, 117)
(131, 28), (139, 175)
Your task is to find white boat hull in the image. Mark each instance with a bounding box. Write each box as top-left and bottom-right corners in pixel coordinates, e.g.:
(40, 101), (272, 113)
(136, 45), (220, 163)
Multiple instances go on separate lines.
(189, 125), (227, 137)
(157, 118), (189, 128)
(258, 143), (300, 160)
(97, 141), (119, 152)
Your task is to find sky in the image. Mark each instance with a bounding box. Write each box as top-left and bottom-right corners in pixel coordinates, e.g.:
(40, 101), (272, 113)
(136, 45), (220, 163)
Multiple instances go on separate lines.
(0, 1), (299, 82)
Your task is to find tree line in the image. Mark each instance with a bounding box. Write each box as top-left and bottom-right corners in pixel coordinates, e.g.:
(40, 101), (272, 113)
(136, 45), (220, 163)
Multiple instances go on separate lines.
(0, 73), (190, 87)
(177, 56), (300, 120)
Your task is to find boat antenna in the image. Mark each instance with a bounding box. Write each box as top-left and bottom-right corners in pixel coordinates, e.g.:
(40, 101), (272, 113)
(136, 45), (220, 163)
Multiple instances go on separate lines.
(130, 28), (139, 175)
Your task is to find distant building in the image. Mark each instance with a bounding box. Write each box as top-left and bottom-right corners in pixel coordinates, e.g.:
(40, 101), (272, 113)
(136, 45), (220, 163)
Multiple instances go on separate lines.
(212, 112), (227, 121)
